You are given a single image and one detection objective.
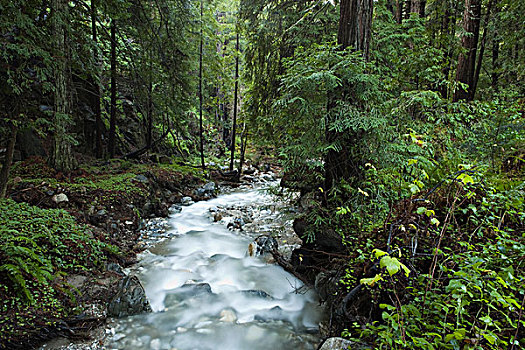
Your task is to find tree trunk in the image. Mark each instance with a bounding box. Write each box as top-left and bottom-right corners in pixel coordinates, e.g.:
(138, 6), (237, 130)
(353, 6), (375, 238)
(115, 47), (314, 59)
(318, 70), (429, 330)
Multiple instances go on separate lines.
(0, 123), (17, 198)
(491, 26), (500, 91)
(237, 122), (247, 177)
(453, 0), (481, 102)
(229, 30), (240, 172)
(147, 78), (153, 150)
(50, 0), (75, 172)
(91, 0), (103, 158)
(338, 0), (373, 60)
(471, 0), (495, 100)
(108, 19), (117, 158)
(409, 0), (426, 17)
(395, 0), (403, 23)
(199, 0), (205, 169)
(324, 0), (373, 191)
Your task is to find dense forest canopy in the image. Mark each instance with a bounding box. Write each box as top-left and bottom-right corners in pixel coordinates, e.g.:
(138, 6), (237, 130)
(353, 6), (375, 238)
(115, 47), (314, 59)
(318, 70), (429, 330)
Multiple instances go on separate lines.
(1, 0), (524, 348)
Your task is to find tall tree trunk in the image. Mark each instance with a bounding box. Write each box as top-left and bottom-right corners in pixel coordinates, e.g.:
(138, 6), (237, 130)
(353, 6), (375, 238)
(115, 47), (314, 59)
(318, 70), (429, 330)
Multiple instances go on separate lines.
(237, 122), (247, 177)
(91, 0), (103, 158)
(453, 0), (481, 102)
(229, 30), (240, 172)
(395, 0), (403, 23)
(338, 0), (373, 60)
(147, 77), (153, 150)
(471, 0), (495, 100)
(491, 26), (500, 91)
(199, 0), (205, 169)
(0, 123), (17, 198)
(409, 0), (426, 17)
(50, 0), (75, 172)
(109, 19), (117, 158)
(324, 0), (373, 190)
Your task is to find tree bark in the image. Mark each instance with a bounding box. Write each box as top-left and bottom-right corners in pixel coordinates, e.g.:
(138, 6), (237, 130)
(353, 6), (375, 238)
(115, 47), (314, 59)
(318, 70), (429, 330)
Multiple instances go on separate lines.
(491, 26), (500, 91)
(471, 0), (495, 100)
(229, 30), (240, 172)
(409, 0), (426, 17)
(199, 0), (205, 169)
(453, 0), (481, 102)
(91, 0), (103, 158)
(50, 0), (75, 172)
(109, 19), (117, 158)
(0, 123), (17, 198)
(338, 0), (373, 60)
(237, 122), (247, 177)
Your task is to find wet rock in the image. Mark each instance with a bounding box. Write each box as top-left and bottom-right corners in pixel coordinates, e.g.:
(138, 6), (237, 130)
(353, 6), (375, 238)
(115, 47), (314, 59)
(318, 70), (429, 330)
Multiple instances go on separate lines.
(319, 337), (364, 350)
(219, 309), (237, 322)
(107, 275), (152, 318)
(52, 193), (69, 203)
(254, 306), (284, 322)
(203, 181), (215, 193)
(195, 181), (216, 198)
(181, 196), (194, 206)
(261, 173), (275, 182)
(240, 289), (273, 299)
(227, 217), (245, 230)
(248, 235), (278, 256)
(106, 263), (125, 276)
(213, 212), (223, 222)
(169, 204), (182, 214)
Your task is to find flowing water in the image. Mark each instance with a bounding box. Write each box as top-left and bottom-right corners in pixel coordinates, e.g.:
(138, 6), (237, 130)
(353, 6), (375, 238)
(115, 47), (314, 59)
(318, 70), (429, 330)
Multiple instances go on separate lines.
(104, 185), (323, 350)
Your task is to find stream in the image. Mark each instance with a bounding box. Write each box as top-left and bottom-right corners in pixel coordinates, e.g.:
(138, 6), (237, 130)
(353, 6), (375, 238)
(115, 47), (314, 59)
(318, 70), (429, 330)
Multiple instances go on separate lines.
(103, 184), (324, 349)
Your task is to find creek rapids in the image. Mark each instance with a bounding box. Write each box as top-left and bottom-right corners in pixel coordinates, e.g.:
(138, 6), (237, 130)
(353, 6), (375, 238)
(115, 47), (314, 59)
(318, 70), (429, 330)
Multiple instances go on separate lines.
(103, 183), (324, 349)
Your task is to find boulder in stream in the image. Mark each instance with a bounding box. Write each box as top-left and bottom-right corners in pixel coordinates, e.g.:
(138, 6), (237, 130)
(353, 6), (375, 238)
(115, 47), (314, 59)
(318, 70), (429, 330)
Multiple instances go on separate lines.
(107, 275), (152, 318)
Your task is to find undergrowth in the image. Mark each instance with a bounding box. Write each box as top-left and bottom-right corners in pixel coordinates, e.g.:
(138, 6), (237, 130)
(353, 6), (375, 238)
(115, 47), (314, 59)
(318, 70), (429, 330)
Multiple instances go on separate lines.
(0, 199), (117, 345)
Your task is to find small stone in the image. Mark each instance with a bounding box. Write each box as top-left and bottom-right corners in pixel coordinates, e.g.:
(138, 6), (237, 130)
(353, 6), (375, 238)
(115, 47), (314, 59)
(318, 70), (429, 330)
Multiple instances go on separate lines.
(213, 213), (223, 222)
(52, 193), (69, 203)
(169, 205), (182, 213)
(319, 337), (362, 350)
(181, 197), (193, 206)
(150, 338), (161, 350)
(219, 309), (237, 323)
(134, 174), (149, 183)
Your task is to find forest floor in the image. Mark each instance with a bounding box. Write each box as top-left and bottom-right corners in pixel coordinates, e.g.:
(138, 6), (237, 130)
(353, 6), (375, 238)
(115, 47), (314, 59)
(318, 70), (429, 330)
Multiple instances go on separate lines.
(0, 155), (279, 349)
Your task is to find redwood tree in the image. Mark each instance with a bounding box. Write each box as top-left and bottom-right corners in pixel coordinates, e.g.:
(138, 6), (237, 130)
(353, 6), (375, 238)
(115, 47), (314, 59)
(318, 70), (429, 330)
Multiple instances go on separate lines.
(324, 0), (373, 190)
(50, 0), (76, 172)
(453, 0), (481, 101)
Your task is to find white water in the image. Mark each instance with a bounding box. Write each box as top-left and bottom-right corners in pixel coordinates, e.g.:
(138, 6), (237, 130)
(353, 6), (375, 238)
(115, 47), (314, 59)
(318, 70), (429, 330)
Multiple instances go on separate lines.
(105, 186), (323, 350)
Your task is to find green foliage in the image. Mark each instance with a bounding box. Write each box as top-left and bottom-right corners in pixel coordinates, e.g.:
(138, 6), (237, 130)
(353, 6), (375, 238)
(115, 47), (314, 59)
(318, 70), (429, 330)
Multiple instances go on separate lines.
(0, 199), (116, 304)
(345, 169), (525, 349)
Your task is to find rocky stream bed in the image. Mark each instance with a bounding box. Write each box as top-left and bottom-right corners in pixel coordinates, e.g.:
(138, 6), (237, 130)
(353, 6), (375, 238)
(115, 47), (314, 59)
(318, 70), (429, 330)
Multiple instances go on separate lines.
(35, 170), (359, 350)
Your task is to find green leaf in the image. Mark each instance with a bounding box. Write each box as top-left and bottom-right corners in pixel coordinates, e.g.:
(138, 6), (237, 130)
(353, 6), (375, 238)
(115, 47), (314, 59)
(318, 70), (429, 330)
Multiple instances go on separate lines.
(416, 207), (427, 214)
(409, 183), (420, 194)
(380, 256), (401, 276)
(361, 274), (383, 286)
(373, 249), (388, 259)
